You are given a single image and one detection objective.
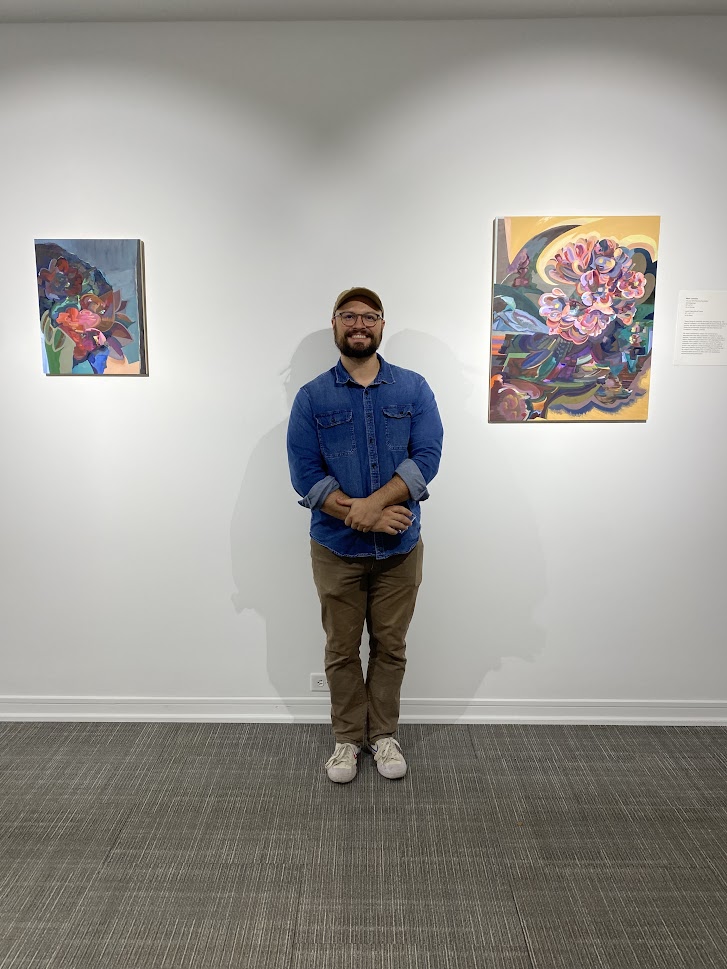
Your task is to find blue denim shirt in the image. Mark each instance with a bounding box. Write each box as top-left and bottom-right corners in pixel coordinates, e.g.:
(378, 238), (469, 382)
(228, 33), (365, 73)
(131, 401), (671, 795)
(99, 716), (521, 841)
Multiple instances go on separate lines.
(287, 354), (443, 559)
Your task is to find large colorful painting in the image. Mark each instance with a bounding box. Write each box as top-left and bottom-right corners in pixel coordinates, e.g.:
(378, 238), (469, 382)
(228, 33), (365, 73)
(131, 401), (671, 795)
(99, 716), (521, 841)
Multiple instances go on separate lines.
(35, 239), (147, 375)
(490, 217), (659, 421)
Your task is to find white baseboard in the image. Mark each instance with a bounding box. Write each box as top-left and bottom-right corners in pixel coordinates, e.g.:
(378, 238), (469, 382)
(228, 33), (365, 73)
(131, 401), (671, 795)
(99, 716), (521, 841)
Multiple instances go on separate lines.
(0, 696), (725, 725)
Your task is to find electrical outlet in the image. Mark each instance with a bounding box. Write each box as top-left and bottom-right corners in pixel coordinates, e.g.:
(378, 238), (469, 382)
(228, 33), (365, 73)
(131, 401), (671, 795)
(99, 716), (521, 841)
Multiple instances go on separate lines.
(310, 673), (329, 693)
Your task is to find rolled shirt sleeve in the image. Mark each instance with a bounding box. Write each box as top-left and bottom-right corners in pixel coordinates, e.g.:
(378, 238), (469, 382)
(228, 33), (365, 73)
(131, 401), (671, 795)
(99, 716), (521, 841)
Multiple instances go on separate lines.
(394, 458), (429, 501)
(298, 474), (340, 510)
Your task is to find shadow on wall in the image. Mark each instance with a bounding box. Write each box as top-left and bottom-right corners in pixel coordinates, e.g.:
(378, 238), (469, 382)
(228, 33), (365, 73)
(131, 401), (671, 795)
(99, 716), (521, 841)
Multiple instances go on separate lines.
(230, 330), (336, 704)
(230, 328), (547, 713)
(385, 330), (547, 699)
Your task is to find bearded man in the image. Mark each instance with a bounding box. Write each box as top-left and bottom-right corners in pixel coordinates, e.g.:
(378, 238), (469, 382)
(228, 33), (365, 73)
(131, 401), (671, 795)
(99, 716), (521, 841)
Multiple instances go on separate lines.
(286, 288), (443, 784)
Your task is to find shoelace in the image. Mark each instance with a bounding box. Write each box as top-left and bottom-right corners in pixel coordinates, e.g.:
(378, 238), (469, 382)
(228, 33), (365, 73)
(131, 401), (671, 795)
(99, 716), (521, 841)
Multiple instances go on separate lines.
(373, 738), (402, 765)
(325, 743), (358, 769)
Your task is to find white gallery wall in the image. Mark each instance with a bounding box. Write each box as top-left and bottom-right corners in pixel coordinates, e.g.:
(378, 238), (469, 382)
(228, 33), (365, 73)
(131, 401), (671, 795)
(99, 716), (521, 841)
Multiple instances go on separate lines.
(0, 17), (725, 723)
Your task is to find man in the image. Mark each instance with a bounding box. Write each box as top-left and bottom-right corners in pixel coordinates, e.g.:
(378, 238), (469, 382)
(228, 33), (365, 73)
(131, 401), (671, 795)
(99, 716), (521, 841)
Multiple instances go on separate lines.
(287, 287), (443, 784)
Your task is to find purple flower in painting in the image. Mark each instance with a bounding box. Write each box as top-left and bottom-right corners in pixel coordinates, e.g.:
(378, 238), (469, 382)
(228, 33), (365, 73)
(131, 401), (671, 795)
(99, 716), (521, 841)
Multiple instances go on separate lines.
(591, 238), (633, 278)
(581, 291), (614, 314)
(539, 295), (588, 344)
(549, 239), (596, 284)
(538, 290), (564, 319)
(538, 288), (573, 323)
(103, 322), (134, 361)
(574, 308), (612, 340)
(616, 271), (647, 300)
(577, 269), (617, 298)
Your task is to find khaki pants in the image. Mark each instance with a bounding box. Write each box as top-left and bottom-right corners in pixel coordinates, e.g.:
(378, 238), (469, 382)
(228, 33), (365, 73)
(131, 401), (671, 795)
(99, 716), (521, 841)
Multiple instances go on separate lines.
(310, 538), (424, 746)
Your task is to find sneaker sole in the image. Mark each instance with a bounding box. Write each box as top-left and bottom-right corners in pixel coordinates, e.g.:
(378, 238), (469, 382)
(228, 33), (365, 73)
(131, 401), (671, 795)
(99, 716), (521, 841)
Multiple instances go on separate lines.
(326, 770), (357, 783)
(375, 764), (407, 779)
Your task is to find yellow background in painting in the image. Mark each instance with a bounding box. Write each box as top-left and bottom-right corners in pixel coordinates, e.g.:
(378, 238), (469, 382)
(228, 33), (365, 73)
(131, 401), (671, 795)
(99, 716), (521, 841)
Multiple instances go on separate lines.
(503, 216), (660, 282)
(536, 370), (651, 422)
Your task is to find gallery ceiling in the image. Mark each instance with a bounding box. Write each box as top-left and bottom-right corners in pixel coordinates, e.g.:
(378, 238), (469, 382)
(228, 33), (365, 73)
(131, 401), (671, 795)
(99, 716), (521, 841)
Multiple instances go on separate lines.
(0, 0), (725, 21)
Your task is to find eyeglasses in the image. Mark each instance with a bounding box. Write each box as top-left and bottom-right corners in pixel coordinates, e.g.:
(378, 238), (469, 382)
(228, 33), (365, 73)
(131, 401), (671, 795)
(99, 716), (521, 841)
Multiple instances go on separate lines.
(334, 312), (383, 328)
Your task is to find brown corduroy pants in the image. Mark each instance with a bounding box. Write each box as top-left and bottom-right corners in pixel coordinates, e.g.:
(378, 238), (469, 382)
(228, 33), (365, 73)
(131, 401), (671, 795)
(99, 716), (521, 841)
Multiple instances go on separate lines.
(310, 538), (424, 747)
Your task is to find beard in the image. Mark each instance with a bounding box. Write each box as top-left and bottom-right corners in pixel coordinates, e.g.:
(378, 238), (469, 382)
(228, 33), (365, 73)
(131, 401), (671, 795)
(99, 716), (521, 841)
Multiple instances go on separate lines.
(334, 328), (382, 359)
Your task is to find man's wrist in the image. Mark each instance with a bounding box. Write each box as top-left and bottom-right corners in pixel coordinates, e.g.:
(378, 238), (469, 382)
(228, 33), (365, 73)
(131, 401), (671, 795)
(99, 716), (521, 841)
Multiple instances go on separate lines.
(371, 477), (410, 509)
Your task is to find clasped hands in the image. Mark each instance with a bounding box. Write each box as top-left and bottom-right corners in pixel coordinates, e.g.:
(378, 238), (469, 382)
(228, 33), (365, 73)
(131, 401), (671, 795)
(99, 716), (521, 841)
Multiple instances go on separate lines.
(336, 495), (413, 535)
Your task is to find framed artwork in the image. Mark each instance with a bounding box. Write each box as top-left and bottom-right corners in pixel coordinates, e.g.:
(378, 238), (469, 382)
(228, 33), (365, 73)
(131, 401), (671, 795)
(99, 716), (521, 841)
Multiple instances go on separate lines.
(35, 239), (147, 375)
(490, 216), (659, 421)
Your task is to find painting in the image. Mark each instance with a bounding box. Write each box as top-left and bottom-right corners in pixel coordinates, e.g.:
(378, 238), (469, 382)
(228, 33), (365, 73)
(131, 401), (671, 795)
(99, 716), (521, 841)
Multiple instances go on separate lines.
(489, 216), (659, 421)
(35, 239), (147, 375)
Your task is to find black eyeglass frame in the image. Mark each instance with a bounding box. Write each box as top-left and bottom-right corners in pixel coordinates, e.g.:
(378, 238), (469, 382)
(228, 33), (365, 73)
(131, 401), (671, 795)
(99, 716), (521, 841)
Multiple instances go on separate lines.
(333, 311), (384, 328)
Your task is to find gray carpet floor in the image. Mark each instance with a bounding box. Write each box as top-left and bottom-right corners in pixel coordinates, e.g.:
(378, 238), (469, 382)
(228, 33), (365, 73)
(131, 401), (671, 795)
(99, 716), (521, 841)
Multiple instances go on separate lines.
(0, 722), (725, 969)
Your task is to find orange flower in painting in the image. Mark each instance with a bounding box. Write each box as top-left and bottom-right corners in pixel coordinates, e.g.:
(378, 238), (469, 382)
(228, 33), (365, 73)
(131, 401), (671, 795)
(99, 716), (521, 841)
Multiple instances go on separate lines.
(56, 306), (97, 333)
(55, 307), (108, 361)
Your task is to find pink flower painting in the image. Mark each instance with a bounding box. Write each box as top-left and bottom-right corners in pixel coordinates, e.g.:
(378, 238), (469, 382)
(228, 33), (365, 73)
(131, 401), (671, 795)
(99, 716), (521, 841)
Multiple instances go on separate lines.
(490, 217), (660, 422)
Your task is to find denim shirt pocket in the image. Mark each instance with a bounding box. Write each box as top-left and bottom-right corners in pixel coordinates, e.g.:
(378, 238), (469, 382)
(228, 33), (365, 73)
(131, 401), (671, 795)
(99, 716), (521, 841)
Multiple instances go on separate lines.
(382, 404), (413, 451)
(315, 410), (356, 457)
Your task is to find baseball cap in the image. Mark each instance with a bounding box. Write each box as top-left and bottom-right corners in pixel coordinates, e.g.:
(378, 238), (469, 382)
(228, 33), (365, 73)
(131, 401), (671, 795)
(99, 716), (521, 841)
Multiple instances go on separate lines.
(333, 287), (384, 317)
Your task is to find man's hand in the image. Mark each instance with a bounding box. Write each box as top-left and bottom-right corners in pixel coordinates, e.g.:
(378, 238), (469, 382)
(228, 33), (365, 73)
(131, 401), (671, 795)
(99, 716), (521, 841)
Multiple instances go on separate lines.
(371, 505), (414, 535)
(336, 495), (385, 532)
(336, 496), (413, 534)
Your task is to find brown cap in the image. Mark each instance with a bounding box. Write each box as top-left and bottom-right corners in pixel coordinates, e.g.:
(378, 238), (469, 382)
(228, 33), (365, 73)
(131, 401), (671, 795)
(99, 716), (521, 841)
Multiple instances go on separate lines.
(332, 287), (384, 317)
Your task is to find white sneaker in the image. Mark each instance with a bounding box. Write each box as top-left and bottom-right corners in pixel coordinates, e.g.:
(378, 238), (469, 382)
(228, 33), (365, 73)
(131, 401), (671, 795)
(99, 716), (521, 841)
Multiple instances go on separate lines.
(368, 737), (407, 779)
(324, 742), (360, 783)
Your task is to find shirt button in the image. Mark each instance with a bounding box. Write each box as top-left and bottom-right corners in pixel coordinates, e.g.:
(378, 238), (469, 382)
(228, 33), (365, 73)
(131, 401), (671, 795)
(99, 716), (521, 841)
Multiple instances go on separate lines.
(372, 463), (377, 469)
(364, 390), (369, 395)
(369, 437), (374, 443)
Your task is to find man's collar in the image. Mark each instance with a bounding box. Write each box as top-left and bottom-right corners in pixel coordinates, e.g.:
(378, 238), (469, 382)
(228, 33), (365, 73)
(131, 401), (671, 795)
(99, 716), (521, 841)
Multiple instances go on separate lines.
(334, 354), (395, 386)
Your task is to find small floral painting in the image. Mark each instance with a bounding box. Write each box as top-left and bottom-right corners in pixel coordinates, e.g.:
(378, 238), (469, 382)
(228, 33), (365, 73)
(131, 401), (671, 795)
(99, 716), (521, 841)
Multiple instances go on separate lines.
(35, 239), (147, 375)
(490, 217), (659, 422)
